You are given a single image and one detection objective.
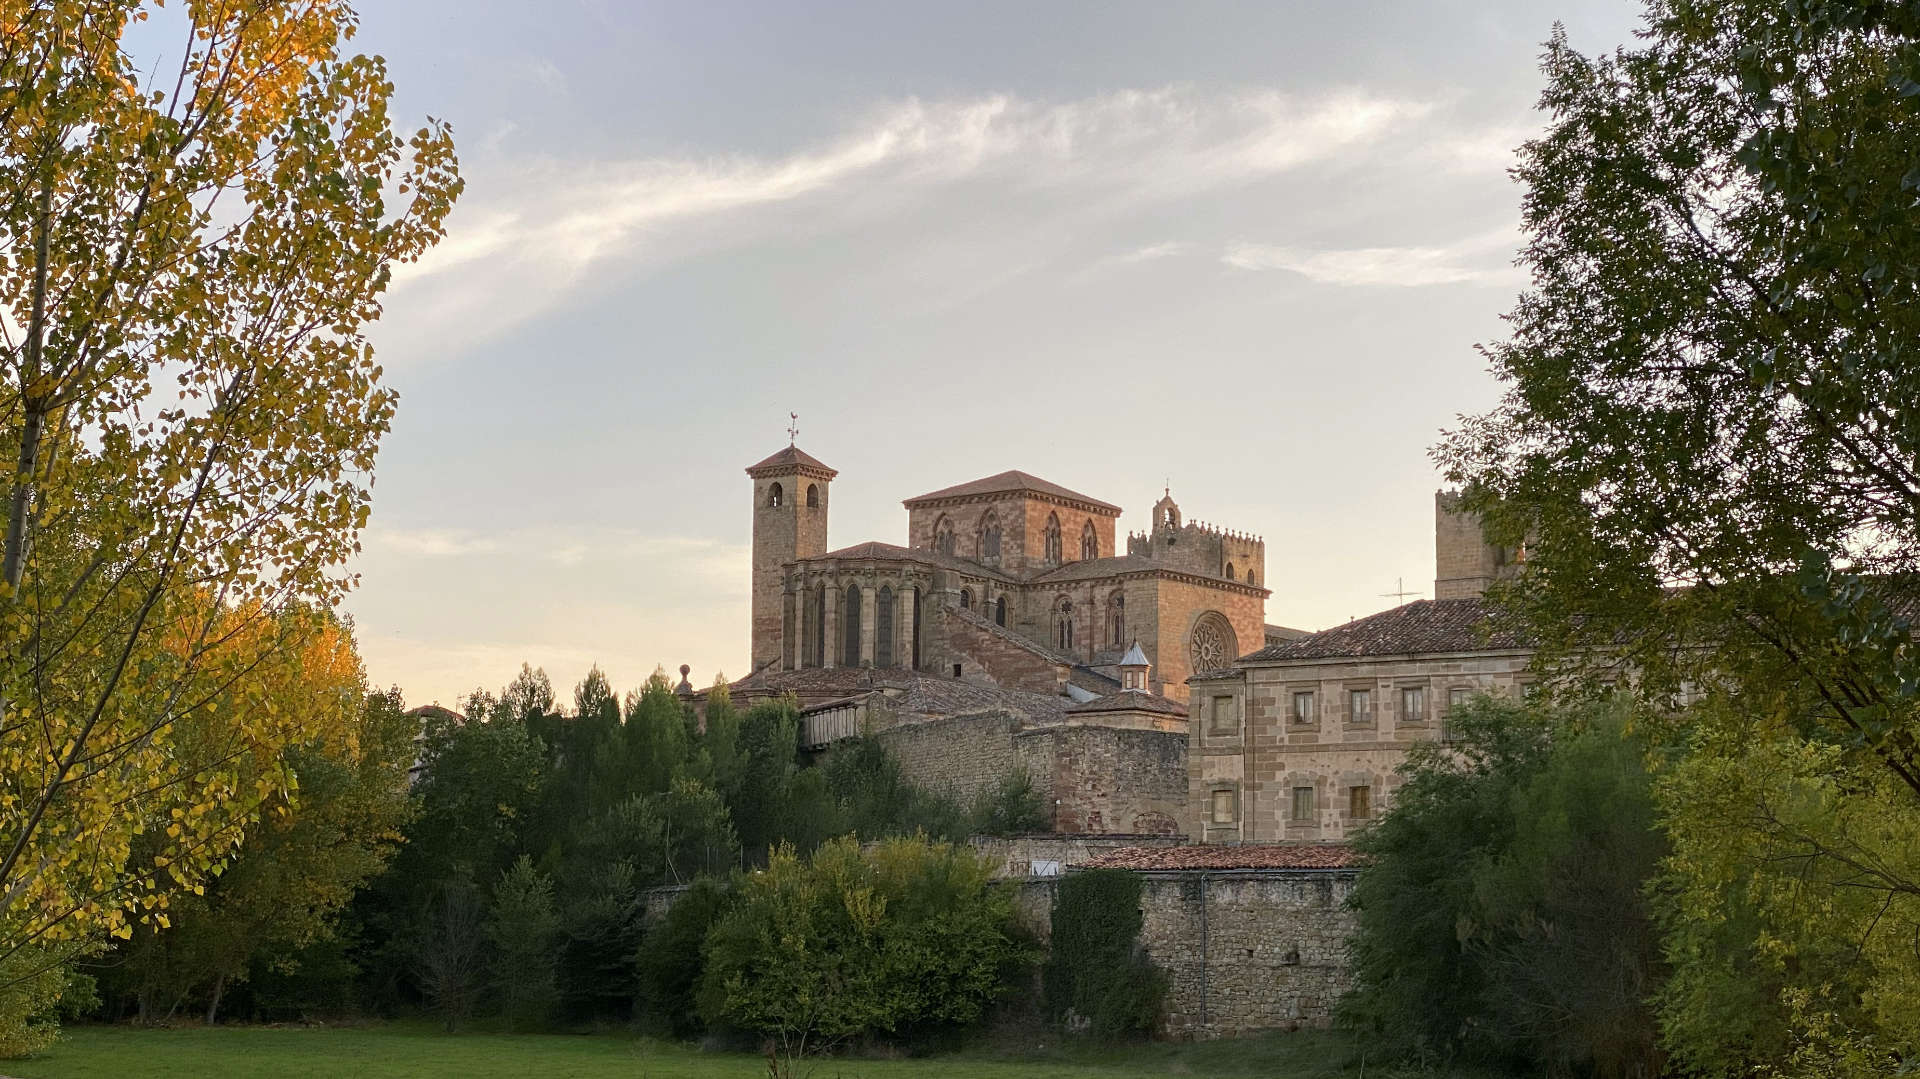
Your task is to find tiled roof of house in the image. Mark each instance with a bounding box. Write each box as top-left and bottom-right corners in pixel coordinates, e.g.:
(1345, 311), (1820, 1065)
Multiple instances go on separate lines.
(1264, 623), (1312, 643)
(1238, 598), (1529, 663)
(887, 677), (1069, 724)
(745, 444), (837, 478)
(1067, 665), (1121, 696)
(1080, 844), (1364, 871)
(1065, 690), (1188, 717)
(724, 666), (912, 700)
(903, 470), (1121, 513)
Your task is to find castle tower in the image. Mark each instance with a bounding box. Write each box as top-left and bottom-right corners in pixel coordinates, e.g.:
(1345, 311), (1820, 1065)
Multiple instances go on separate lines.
(747, 445), (836, 672)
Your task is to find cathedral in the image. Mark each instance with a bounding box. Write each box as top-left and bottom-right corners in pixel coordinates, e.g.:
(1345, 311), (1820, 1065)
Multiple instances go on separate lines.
(741, 443), (1280, 702)
(702, 442), (1532, 842)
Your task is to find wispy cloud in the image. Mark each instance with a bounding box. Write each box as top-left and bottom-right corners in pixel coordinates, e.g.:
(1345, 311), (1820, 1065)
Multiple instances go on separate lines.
(371, 528), (501, 558)
(1221, 227), (1523, 288)
(380, 86), (1447, 358)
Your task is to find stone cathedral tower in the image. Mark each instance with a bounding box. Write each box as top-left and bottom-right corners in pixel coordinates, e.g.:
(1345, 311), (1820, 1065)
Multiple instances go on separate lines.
(746, 445), (836, 672)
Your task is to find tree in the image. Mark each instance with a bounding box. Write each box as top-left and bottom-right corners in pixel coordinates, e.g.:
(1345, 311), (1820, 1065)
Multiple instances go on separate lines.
(1043, 868), (1163, 1040)
(98, 672), (417, 1025)
(699, 835), (1030, 1070)
(484, 856), (559, 1032)
(635, 876), (731, 1038)
(1338, 697), (1665, 1076)
(414, 878), (484, 1033)
(1436, 2), (1920, 1065)
(0, 0), (459, 1021)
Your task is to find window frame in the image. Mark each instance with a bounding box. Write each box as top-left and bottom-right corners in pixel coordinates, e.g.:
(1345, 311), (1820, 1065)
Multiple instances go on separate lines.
(1290, 785), (1316, 823)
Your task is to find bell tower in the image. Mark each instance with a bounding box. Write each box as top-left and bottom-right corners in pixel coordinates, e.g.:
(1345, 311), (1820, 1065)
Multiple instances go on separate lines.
(746, 443), (835, 672)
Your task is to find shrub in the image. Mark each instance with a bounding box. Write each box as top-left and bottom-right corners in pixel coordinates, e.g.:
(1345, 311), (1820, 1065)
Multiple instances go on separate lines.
(635, 877), (732, 1038)
(970, 769), (1049, 836)
(1044, 868), (1164, 1039)
(699, 835), (1032, 1065)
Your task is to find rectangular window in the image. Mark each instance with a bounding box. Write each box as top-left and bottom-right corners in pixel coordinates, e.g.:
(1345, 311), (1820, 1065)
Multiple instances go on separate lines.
(1349, 785), (1371, 820)
(1400, 685), (1427, 724)
(1209, 695), (1236, 736)
(1291, 690), (1315, 724)
(1448, 687), (1472, 711)
(1291, 785), (1316, 822)
(1348, 688), (1372, 724)
(1210, 788), (1236, 825)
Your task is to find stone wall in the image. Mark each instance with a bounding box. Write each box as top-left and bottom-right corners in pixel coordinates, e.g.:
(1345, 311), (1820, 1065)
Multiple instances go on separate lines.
(1037, 725), (1186, 835)
(1136, 869), (1356, 1037)
(922, 605), (1068, 693)
(871, 709), (1032, 805)
(969, 833), (1185, 879)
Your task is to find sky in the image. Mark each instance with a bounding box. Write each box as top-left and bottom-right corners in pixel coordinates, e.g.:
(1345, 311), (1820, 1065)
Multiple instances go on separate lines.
(338, 0), (1648, 709)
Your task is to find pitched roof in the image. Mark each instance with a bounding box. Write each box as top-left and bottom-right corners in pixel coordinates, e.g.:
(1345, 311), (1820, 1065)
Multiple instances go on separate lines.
(1238, 598), (1529, 664)
(1065, 690), (1188, 717)
(1264, 623), (1312, 643)
(903, 470), (1120, 514)
(745, 445), (838, 478)
(1079, 844), (1364, 871)
(809, 540), (1020, 582)
(1119, 641), (1150, 667)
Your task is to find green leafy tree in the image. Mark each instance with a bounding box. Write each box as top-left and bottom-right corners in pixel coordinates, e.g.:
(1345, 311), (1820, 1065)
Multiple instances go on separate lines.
(1338, 697), (1665, 1075)
(1437, 2), (1920, 1066)
(0, 3), (459, 1020)
(485, 856), (559, 1032)
(700, 835), (1031, 1068)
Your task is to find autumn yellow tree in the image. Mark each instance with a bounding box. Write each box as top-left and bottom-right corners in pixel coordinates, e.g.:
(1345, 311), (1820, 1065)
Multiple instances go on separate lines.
(0, 0), (458, 1038)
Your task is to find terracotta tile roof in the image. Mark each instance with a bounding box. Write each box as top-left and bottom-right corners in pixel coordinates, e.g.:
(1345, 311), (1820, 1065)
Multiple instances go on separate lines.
(1065, 689), (1188, 717)
(726, 666), (908, 699)
(887, 677), (1068, 724)
(1067, 665), (1121, 696)
(1264, 623), (1312, 642)
(903, 470), (1121, 514)
(1028, 554), (1159, 583)
(1080, 844), (1364, 871)
(721, 667), (1071, 725)
(809, 541), (1019, 582)
(745, 445), (837, 478)
(1239, 598), (1529, 663)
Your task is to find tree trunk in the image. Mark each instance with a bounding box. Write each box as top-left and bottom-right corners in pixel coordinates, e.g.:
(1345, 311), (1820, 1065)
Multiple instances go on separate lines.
(205, 971), (226, 1025)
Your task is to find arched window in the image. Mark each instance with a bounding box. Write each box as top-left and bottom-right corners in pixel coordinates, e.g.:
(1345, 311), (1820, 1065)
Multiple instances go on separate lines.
(1109, 591), (1124, 646)
(1080, 521), (1097, 561)
(980, 511), (1002, 565)
(1225, 562), (1236, 581)
(806, 484), (820, 507)
(843, 583), (863, 667)
(994, 596), (1007, 627)
(1246, 570), (1257, 586)
(876, 586), (895, 668)
(1043, 513), (1063, 564)
(768, 482), (784, 508)
(959, 587), (972, 610)
(1057, 598), (1074, 650)
(934, 516), (956, 556)
(810, 582), (826, 668)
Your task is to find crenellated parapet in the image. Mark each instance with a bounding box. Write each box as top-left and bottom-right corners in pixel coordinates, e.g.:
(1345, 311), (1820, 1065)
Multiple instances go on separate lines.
(1127, 492), (1266, 586)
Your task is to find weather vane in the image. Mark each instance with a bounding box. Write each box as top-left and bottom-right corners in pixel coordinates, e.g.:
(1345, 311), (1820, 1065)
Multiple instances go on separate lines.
(787, 411), (799, 446)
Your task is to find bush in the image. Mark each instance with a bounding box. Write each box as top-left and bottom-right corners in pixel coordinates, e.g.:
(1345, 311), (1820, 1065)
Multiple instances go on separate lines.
(970, 770), (1049, 836)
(635, 877), (732, 1038)
(1044, 868), (1164, 1039)
(699, 835), (1033, 1064)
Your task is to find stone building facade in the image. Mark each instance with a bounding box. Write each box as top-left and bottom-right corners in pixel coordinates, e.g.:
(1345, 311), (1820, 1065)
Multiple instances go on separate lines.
(741, 444), (1270, 705)
(1187, 493), (1533, 842)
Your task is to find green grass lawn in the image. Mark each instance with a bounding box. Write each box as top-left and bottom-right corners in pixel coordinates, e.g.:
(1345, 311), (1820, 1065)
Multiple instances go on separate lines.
(6, 1023), (1487, 1079)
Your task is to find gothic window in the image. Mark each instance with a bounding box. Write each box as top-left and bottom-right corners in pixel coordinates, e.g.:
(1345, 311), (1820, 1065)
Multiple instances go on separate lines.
(842, 583), (864, 666)
(1057, 598), (1074, 650)
(979, 511), (1002, 565)
(1225, 562), (1235, 580)
(911, 587), (923, 670)
(1080, 521), (1097, 561)
(806, 484), (820, 507)
(994, 596), (1007, 627)
(1044, 513), (1063, 564)
(934, 516), (956, 556)
(1188, 611), (1237, 673)
(810, 583), (826, 668)
(1108, 591), (1124, 646)
(960, 587), (972, 610)
(876, 586), (895, 668)
(768, 482), (783, 508)
(1246, 570), (1257, 586)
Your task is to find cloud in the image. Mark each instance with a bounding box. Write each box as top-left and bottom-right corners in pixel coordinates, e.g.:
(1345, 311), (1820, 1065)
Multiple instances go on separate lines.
(378, 86), (1448, 359)
(1221, 226), (1523, 288)
(369, 527), (501, 558)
